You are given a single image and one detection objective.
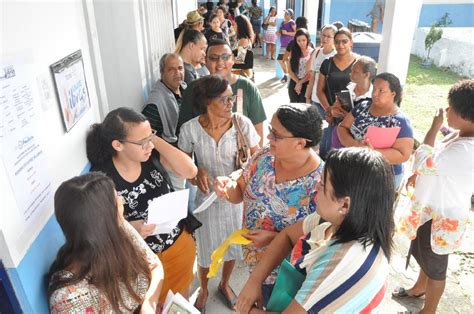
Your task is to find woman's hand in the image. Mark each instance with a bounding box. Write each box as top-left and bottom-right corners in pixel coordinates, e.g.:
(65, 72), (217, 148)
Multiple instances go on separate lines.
(236, 278), (263, 314)
(331, 97), (349, 119)
(194, 167), (212, 194)
(405, 173), (417, 191)
(129, 220), (156, 239)
(431, 108), (444, 130)
(294, 81), (303, 95)
(325, 108), (334, 124)
(243, 230), (278, 248)
(214, 176), (233, 199)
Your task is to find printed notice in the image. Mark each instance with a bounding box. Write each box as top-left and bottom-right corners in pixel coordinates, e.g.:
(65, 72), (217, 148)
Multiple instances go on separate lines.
(1, 61), (53, 223)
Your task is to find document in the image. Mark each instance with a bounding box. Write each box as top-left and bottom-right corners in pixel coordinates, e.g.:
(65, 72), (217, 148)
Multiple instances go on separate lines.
(163, 290), (200, 314)
(365, 126), (401, 149)
(147, 189), (189, 235)
(193, 192), (217, 214)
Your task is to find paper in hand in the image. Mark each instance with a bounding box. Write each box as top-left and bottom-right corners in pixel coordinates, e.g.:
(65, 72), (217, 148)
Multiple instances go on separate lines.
(146, 189), (189, 235)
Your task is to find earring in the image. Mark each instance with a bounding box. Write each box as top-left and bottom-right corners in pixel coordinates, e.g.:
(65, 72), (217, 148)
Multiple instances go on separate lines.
(338, 208), (344, 214)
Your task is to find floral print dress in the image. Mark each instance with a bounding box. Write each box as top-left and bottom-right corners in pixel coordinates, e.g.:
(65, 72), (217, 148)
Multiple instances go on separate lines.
(242, 146), (323, 284)
(398, 137), (474, 254)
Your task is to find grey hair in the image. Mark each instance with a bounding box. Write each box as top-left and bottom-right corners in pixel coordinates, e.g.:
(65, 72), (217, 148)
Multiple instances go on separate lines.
(159, 53), (181, 76)
(356, 56), (377, 82)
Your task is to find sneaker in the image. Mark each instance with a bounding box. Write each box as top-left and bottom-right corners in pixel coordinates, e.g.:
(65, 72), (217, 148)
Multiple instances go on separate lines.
(281, 75), (288, 83)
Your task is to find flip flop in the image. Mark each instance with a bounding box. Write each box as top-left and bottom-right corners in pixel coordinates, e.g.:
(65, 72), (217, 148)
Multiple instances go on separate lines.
(392, 287), (425, 298)
(218, 284), (237, 310)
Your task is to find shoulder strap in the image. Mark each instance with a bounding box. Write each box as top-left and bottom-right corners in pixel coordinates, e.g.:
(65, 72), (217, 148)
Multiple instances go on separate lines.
(326, 58), (334, 104)
(151, 153), (175, 192)
(232, 114), (249, 149)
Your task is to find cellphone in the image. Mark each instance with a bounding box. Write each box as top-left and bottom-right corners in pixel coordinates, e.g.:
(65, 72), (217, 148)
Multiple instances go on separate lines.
(335, 90), (353, 112)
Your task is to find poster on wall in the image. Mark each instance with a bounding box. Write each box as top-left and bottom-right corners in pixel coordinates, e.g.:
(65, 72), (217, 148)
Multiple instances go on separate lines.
(50, 50), (90, 132)
(0, 59), (53, 232)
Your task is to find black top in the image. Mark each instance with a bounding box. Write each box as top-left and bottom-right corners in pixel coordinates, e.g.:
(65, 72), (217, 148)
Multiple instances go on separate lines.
(92, 150), (182, 253)
(204, 28), (227, 44)
(320, 57), (356, 105)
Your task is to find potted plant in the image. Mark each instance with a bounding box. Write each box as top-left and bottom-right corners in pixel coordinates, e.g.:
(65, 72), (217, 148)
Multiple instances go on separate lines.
(422, 13), (452, 66)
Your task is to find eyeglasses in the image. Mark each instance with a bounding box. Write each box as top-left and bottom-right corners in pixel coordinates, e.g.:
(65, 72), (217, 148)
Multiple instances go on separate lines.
(335, 38), (350, 45)
(268, 125), (312, 142)
(218, 95), (238, 104)
(120, 129), (157, 149)
(207, 54), (233, 62)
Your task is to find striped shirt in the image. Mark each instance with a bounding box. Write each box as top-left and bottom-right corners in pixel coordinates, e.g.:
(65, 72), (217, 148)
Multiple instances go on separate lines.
(291, 213), (388, 313)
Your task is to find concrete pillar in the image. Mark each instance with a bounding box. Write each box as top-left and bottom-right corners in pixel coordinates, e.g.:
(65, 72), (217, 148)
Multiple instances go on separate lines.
(377, 0), (423, 85)
(304, 0), (320, 43)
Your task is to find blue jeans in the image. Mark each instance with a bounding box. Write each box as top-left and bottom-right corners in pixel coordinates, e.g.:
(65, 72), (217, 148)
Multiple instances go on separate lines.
(311, 101), (333, 159)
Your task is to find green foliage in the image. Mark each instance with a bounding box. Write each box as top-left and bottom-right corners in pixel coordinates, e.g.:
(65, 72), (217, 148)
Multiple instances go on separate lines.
(404, 55), (464, 138)
(424, 13), (453, 60)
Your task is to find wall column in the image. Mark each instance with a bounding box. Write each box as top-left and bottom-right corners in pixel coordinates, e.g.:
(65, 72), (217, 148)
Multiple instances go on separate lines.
(377, 0), (423, 85)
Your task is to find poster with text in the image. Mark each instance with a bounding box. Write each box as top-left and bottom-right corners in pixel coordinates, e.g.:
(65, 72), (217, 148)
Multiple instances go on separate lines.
(50, 50), (90, 132)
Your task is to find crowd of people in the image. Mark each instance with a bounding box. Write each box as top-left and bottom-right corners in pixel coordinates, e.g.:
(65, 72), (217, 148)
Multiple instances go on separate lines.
(46, 2), (473, 314)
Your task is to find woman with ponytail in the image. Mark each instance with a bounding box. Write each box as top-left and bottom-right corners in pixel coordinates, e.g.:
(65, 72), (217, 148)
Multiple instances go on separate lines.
(86, 107), (198, 303)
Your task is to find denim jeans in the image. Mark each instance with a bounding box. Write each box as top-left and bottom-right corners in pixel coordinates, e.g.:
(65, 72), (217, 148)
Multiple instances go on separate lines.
(311, 101), (332, 159)
(261, 283), (275, 308)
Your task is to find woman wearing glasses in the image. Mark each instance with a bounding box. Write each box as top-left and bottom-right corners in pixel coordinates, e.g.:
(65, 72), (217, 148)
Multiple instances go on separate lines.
(214, 103), (323, 307)
(337, 73), (414, 189)
(316, 27), (358, 159)
(178, 75), (260, 312)
(86, 107), (198, 304)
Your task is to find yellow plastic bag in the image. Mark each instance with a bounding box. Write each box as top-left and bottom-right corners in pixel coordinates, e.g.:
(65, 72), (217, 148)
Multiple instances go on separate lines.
(207, 229), (252, 278)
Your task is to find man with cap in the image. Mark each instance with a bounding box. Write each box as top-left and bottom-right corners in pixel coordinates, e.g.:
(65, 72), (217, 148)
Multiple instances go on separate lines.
(277, 8), (296, 83)
(174, 10), (205, 41)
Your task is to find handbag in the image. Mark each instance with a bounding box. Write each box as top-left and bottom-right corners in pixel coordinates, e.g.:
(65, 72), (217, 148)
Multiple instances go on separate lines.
(266, 259), (305, 312)
(262, 22), (268, 30)
(232, 113), (251, 170)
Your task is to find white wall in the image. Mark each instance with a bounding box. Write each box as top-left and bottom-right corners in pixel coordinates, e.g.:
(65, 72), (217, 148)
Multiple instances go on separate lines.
(173, 0), (198, 27)
(411, 27), (474, 77)
(0, 0), (101, 268)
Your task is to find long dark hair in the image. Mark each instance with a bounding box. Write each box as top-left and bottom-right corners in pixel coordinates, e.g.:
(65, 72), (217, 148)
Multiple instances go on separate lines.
(276, 103), (322, 148)
(235, 15), (254, 41)
(290, 28), (311, 75)
(86, 108), (147, 166)
(47, 172), (151, 311)
(193, 75), (229, 114)
(324, 148), (395, 260)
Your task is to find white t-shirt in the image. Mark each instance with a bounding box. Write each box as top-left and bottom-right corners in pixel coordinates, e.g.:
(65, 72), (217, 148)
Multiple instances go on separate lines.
(265, 16), (277, 34)
(310, 47), (336, 103)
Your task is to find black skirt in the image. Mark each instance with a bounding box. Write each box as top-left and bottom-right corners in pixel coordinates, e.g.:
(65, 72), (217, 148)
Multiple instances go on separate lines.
(409, 220), (449, 280)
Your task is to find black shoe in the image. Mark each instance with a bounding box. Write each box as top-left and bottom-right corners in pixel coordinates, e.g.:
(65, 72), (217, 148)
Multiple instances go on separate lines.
(280, 75), (288, 83)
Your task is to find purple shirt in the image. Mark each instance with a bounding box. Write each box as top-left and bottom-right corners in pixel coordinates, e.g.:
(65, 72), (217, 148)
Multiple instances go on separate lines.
(280, 20), (295, 48)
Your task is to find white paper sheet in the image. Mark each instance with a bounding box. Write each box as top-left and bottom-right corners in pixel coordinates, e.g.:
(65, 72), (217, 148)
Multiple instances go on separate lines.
(146, 189), (189, 235)
(193, 192), (217, 214)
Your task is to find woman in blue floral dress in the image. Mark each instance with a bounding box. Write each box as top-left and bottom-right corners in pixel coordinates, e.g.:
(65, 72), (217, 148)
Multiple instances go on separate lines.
(214, 103), (323, 306)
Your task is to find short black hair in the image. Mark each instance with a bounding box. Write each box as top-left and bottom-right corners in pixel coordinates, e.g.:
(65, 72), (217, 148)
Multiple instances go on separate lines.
(295, 16), (308, 29)
(324, 148), (395, 260)
(375, 72), (403, 106)
(448, 79), (474, 123)
(206, 38), (232, 55)
(193, 75), (229, 113)
(276, 103), (323, 148)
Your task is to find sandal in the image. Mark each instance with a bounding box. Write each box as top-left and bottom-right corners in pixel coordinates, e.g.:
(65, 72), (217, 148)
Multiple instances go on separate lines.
(392, 287), (425, 298)
(218, 283), (237, 310)
(193, 289), (208, 313)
